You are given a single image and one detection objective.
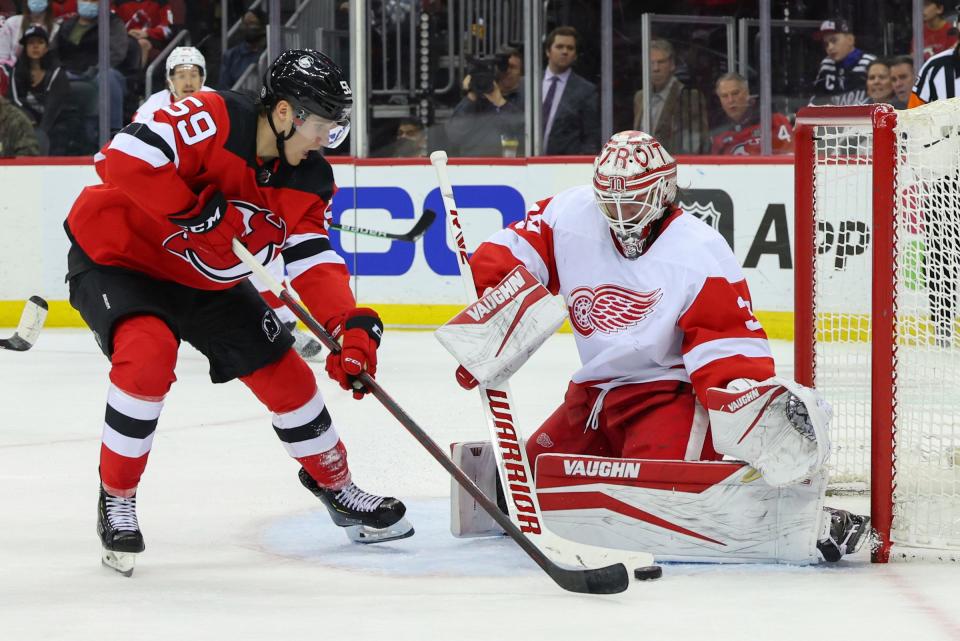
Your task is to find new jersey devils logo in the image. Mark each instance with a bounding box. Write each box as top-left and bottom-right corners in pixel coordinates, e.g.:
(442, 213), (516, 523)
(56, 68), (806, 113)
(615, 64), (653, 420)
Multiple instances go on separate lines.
(163, 200), (286, 283)
(568, 284), (662, 337)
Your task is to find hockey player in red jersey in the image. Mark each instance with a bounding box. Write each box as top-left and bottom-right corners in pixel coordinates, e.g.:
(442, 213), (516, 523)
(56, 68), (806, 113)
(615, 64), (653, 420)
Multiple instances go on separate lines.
(66, 49), (413, 576)
(454, 131), (869, 563)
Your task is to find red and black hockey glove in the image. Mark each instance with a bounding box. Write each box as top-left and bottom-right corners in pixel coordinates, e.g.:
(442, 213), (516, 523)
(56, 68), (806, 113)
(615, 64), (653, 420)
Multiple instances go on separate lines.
(325, 307), (383, 399)
(168, 185), (247, 264)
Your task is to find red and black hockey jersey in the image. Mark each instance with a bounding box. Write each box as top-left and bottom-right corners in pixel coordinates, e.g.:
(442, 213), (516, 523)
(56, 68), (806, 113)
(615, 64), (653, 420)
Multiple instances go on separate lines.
(65, 90), (355, 328)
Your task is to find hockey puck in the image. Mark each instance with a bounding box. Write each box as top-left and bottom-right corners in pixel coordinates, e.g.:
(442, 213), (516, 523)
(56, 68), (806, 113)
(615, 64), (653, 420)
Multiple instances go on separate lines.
(633, 565), (663, 581)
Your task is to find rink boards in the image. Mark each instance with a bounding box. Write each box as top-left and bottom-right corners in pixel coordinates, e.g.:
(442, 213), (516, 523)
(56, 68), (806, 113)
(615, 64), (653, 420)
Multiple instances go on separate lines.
(0, 155), (854, 339)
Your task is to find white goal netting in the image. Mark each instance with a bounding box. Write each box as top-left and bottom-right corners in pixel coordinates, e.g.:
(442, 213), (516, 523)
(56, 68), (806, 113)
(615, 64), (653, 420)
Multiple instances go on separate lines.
(808, 99), (960, 553)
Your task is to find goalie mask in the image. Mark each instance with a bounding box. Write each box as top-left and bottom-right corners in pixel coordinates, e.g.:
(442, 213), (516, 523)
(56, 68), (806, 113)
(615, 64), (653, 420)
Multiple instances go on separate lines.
(592, 131), (677, 259)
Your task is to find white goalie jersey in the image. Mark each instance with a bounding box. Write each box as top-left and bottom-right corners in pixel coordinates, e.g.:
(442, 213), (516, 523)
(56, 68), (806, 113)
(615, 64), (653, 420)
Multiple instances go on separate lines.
(468, 184), (777, 406)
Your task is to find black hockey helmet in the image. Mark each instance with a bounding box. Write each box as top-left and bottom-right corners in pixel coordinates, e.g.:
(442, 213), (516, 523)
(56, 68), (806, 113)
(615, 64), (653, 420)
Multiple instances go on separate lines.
(261, 49), (352, 149)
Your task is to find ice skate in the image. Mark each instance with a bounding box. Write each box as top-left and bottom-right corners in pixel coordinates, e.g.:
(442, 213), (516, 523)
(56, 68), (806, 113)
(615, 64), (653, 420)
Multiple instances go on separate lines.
(97, 485), (145, 576)
(817, 507), (870, 562)
(286, 321), (323, 361)
(298, 468), (414, 544)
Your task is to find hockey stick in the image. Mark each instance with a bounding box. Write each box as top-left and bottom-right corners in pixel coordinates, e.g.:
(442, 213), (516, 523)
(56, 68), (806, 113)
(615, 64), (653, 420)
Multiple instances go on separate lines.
(231, 239), (627, 594)
(331, 209), (436, 242)
(429, 150), (655, 575)
(1, 296), (48, 351)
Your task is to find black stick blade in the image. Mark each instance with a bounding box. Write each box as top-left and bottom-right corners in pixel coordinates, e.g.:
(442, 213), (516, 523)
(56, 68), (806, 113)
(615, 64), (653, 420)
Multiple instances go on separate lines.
(403, 209), (437, 241)
(550, 562), (629, 595)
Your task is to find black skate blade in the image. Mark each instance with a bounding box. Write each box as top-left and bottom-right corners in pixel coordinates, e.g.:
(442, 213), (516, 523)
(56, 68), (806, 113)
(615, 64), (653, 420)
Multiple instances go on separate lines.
(101, 549), (137, 577)
(345, 518), (415, 544)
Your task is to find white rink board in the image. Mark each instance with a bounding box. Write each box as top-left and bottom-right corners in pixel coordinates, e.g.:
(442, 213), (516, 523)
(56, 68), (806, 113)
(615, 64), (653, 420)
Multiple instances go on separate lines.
(0, 159), (813, 314)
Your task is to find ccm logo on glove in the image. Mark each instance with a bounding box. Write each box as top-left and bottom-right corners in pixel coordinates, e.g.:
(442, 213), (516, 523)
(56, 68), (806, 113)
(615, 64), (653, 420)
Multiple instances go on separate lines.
(326, 308), (383, 399)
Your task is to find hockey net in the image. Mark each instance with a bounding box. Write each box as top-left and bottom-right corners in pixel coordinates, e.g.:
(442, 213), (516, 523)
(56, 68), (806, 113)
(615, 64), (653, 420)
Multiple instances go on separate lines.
(794, 101), (960, 562)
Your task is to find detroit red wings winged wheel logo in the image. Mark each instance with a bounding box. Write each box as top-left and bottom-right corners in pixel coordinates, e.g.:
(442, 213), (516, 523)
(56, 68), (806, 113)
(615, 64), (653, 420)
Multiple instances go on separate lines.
(163, 200), (286, 283)
(568, 284), (662, 336)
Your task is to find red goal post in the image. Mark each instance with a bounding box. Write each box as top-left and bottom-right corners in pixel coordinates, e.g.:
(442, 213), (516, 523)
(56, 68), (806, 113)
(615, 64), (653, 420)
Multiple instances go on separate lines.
(794, 102), (960, 563)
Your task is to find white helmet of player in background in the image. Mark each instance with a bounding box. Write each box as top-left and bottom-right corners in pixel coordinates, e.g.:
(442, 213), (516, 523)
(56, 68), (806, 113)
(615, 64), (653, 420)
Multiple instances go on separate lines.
(592, 130), (677, 259)
(166, 46), (206, 95)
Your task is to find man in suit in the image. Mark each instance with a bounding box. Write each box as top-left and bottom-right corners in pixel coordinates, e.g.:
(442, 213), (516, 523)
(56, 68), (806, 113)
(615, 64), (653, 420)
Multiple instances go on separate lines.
(541, 26), (599, 155)
(633, 39), (708, 154)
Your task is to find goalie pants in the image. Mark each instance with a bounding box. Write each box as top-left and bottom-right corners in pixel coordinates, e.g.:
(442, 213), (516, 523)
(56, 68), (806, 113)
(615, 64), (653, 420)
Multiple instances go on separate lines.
(68, 262), (350, 495)
(526, 379), (720, 465)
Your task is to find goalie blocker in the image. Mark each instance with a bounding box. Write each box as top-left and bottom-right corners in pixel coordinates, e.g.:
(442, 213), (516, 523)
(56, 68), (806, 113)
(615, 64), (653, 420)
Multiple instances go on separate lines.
(434, 265), (568, 389)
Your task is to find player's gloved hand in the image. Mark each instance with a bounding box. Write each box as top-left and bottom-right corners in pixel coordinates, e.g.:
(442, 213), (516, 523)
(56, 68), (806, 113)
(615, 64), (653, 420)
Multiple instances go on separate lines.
(455, 365), (478, 390)
(168, 185), (246, 262)
(325, 308), (383, 399)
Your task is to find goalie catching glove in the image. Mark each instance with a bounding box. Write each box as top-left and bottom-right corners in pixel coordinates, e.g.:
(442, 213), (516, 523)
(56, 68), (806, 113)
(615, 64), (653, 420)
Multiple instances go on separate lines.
(435, 265), (568, 389)
(325, 308), (383, 399)
(706, 376), (832, 487)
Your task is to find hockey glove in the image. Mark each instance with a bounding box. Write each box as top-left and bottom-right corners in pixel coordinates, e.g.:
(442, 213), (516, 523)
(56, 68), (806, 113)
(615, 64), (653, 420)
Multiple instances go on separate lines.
(168, 185), (247, 264)
(325, 308), (383, 399)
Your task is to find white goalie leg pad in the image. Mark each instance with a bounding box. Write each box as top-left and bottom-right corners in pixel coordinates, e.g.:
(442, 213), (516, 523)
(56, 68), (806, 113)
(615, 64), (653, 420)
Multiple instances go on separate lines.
(434, 266), (568, 388)
(450, 440), (506, 537)
(535, 454), (828, 564)
(706, 377), (832, 487)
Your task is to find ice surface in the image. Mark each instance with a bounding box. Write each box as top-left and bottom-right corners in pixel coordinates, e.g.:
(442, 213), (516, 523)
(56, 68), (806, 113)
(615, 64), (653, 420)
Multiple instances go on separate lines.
(1, 331), (958, 641)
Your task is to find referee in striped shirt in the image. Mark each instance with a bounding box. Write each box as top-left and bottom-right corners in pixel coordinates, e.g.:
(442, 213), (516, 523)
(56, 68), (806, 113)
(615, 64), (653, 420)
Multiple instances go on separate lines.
(909, 21), (960, 346)
(910, 35), (960, 106)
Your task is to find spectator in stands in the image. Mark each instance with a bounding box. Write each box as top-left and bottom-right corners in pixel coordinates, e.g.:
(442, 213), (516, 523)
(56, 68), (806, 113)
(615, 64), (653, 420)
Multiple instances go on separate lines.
(132, 45), (210, 122)
(378, 118), (428, 158)
(447, 56), (523, 157)
(709, 72), (792, 155)
(0, 94), (40, 156)
(0, 1), (63, 68)
(51, 1), (78, 18)
(889, 55), (915, 109)
(811, 18), (877, 106)
(219, 7), (266, 90)
(633, 39), (709, 154)
(865, 59), (896, 104)
(8, 25), (68, 151)
(541, 26), (599, 155)
(914, 1), (957, 60)
(55, 0), (128, 135)
(497, 45), (523, 107)
(111, 1), (174, 68)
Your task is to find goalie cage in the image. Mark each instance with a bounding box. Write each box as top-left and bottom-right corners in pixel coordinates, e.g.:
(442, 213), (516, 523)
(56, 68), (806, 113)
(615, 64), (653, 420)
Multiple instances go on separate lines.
(794, 101), (960, 563)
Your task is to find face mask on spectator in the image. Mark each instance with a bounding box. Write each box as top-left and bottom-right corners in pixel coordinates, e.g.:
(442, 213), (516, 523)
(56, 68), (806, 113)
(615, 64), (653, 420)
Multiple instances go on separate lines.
(27, 0), (49, 13)
(76, 1), (99, 19)
(244, 25), (266, 43)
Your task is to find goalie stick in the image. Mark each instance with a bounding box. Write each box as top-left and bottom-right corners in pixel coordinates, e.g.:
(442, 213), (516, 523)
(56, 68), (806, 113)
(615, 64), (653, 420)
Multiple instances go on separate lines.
(1, 296), (48, 351)
(231, 239), (627, 595)
(429, 151), (654, 576)
(331, 209), (436, 242)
